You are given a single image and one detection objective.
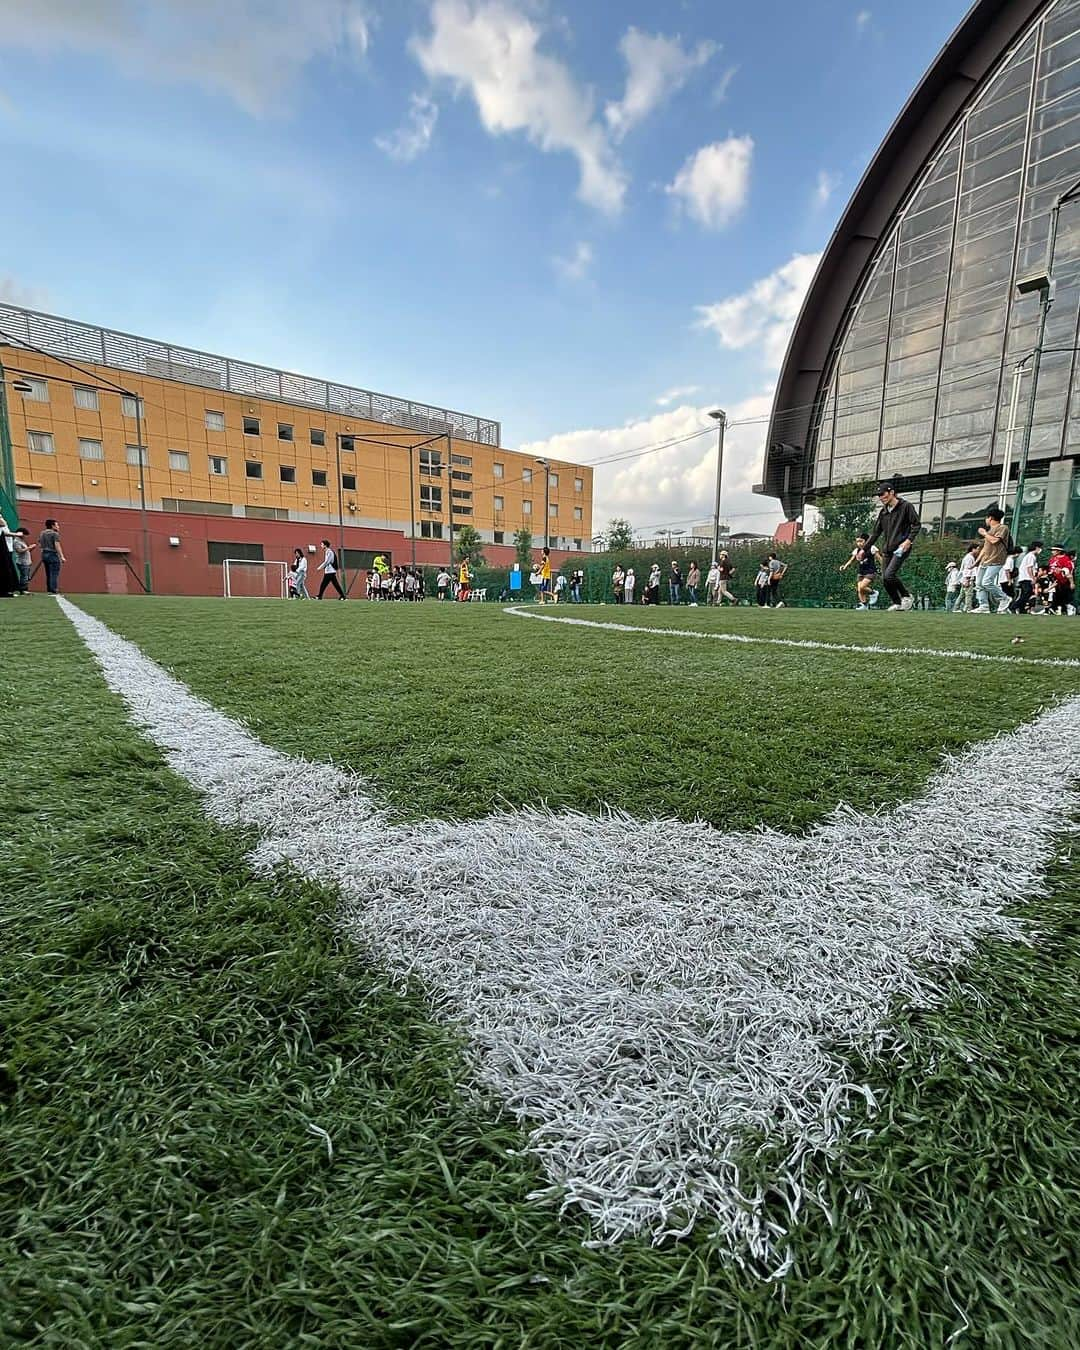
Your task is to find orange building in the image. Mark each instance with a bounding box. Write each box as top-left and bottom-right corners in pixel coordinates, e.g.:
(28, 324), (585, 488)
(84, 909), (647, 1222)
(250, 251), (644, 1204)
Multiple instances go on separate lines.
(1, 304), (594, 594)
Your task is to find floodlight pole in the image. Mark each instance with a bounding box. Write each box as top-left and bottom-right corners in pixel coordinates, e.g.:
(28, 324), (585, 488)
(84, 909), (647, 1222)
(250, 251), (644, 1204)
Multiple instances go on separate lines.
(536, 456), (550, 550)
(408, 444), (417, 568)
(445, 431), (454, 567)
(336, 433), (347, 593)
(132, 392), (152, 592)
(709, 409), (726, 565)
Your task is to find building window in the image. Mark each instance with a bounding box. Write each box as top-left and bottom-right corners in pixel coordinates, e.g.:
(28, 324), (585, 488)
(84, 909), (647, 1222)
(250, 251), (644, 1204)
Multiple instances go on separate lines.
(451, 470), (472, 482)
(522, 499), (532, 515)
(420, 485), (442, 510)
(494, 495), (504, 511)
(341, 473), (357, 491)
(574, 477), (583, 493)
(278, 422), (293, 442)
(549, 472), (559, 488)
(74, 386), (99, 411)
(279, 465), (296, 484)
(243, 416), (260, 435)
(453, 505), (473, 516)
(23, 377), (48, 402)
(125, 444), (149, 467)
(207, 541), (264, 565)
(548, 503), (558, 517)
(452, 489), (473, 501)
(312, 468), (327, 487)
(574, 506), (583, 521)
(451, 453), (473, 467)
(339, 435), (355, 452)
(205, 410), (225, 431)
(78, 438), (104, 460)
(493, 462), (504, 479)
(209, 455), (228, 476)
(419, 448), (442, 474)
(311, 428), (325, 446)
(493, 530), (505, 544)
(246, 460), (263, 479)
(169, 450), (190, 472)
(420, 520), (444, 539)
(121, 394), (144, 418)
(573, 538), (582, 551)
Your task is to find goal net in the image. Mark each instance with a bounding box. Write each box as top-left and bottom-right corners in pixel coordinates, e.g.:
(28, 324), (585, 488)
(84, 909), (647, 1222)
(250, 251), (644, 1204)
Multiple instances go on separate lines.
(222, 559), (289, 599)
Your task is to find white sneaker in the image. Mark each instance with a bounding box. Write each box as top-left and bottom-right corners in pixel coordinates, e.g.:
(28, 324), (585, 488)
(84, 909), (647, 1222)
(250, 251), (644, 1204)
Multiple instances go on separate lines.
(900, 596), (914, 611)
(887, 603), (902, 611)
(970, 605), (990, 614)
(775, 601), (785, 608)
(997, 599), (1012, 614)
(856, 604), (868, 611)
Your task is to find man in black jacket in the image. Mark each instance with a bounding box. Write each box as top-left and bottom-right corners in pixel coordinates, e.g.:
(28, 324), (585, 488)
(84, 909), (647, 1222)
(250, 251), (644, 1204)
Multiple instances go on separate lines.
(865, 481), (920, 611)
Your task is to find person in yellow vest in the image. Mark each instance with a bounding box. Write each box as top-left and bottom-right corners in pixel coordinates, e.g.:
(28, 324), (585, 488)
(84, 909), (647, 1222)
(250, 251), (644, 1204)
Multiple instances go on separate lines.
(457, 557), (471, 602)
(538, 546), (552, 605)
(373, 554), (390, 580)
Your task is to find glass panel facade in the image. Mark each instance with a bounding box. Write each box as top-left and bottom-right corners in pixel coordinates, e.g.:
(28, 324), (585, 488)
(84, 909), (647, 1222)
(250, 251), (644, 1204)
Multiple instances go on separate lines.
(809, 0), (1080, 496)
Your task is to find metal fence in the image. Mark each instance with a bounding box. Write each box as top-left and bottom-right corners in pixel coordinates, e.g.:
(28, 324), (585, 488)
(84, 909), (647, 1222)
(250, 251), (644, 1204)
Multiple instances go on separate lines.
(0, 303), (501, 446)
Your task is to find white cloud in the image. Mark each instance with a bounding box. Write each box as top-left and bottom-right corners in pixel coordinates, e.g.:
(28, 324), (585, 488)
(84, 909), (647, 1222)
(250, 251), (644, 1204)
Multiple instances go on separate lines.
(666, 136), (753, 229)
(0, 0), (373, 115)
(855, 9), (872, 33)
(520, 394), (784, 540)
(605, 28), (717, 142)
(655, 385), (701, 407)
(713, 65), (738, 104)
(553, 241), (593, 282)
(697, 252), (822, 368)
(376, 93), (439, 161)
(814, 169), (841, 209)
(413, 0), (627, 213)
(0, 277), (49, 309)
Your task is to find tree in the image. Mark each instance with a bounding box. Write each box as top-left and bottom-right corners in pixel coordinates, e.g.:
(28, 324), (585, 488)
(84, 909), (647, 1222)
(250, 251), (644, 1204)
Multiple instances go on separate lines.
(605, 517), (633, 551)
(454, 524), (486, 568)
(513, 527), (533, 572)
(815, 480), (877, 537)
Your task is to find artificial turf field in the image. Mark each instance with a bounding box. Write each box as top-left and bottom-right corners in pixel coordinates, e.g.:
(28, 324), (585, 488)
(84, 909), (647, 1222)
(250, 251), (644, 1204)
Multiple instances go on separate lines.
(2, 596), (1078, 1348)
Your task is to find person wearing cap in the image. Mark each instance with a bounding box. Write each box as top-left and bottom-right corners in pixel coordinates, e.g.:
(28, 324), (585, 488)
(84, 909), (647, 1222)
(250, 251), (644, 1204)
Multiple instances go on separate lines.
(865, 481), (920, 610)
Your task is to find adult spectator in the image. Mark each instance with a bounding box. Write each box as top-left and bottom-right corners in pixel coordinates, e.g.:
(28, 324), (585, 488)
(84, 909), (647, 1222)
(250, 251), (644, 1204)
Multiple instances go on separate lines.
(766, 552), (787, 608)
(316, 539), (346, 599)
(571, 569), (584, 603)
(1012, 541), (1042, 614)
(646, 563), (661, 605)
(39, 518), (66, 596)
(686, 561), (701, 606)
(12, 527), (32, 594)
(971, 507), (1009, 614)
(1048, 545), (1075, 615)
(705, 559), (720, 606)
(865, 482), (919, 610)
(716, 551), (738, 605)
(668, 560), (683, 605)
(624, 567), (636, 605)
(612, 564), (625, 605)
(289, 548), (309, 599)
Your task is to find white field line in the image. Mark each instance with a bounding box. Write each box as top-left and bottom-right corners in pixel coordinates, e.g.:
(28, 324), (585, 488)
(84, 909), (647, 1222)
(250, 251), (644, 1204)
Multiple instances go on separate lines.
(502, 604), (1080, 669)
(59, 598), (1080, 1273)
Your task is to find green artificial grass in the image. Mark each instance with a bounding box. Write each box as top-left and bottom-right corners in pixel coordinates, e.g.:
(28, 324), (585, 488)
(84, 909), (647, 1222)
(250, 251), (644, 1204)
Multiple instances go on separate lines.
(1, 598), (1077, 1347)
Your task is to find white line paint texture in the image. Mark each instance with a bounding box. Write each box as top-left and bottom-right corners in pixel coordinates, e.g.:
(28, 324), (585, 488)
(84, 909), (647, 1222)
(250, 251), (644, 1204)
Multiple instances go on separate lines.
(59, 599), (1080, 1273)
(502, 604), (1080, 669)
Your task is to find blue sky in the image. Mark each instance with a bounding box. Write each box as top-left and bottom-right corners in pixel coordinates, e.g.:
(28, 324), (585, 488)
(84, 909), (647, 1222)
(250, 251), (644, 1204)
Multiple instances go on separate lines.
(0, 0), (971, 534)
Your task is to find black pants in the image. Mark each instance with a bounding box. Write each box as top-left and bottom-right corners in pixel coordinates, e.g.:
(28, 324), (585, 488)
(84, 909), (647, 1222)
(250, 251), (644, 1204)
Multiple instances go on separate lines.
(882, 552), (910, 605)
(318, 572), (346, 599)
(1012, 579), (1034, 614)
(756, 585), (770, 606)
(768, 578), (782, 605)
(1052, 580), (1074, 614)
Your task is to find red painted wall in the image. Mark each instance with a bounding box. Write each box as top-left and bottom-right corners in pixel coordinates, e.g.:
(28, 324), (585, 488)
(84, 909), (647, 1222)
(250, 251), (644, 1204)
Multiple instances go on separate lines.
(17, 500), (546, 596)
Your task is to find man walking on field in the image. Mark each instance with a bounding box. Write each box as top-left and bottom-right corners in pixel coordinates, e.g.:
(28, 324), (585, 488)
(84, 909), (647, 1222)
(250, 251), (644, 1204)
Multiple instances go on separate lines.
(970, 507), (1010, 614)
(865, 481), (920, 610)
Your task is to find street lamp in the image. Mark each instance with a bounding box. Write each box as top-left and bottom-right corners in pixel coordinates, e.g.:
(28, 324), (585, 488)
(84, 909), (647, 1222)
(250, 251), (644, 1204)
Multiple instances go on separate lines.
(709, 409), (726, 566)
(535, 456), (550, 549)
(1010, 171), (1080, 542)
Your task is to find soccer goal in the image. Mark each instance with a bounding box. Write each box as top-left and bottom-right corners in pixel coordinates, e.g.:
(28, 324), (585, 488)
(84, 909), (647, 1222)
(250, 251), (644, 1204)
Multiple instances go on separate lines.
(222, 559), (289, 599)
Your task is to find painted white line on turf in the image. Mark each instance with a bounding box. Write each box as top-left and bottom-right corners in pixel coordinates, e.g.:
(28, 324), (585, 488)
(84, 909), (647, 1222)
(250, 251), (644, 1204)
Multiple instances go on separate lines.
(59, 597), (1080, 1273)
(501, 604), (1080, 669)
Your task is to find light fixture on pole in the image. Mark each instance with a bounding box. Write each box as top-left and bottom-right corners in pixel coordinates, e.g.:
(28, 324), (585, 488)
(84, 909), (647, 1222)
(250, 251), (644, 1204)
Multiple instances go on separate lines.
(709, 409), (727, 566)
(1010, 171), (1080, 542)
